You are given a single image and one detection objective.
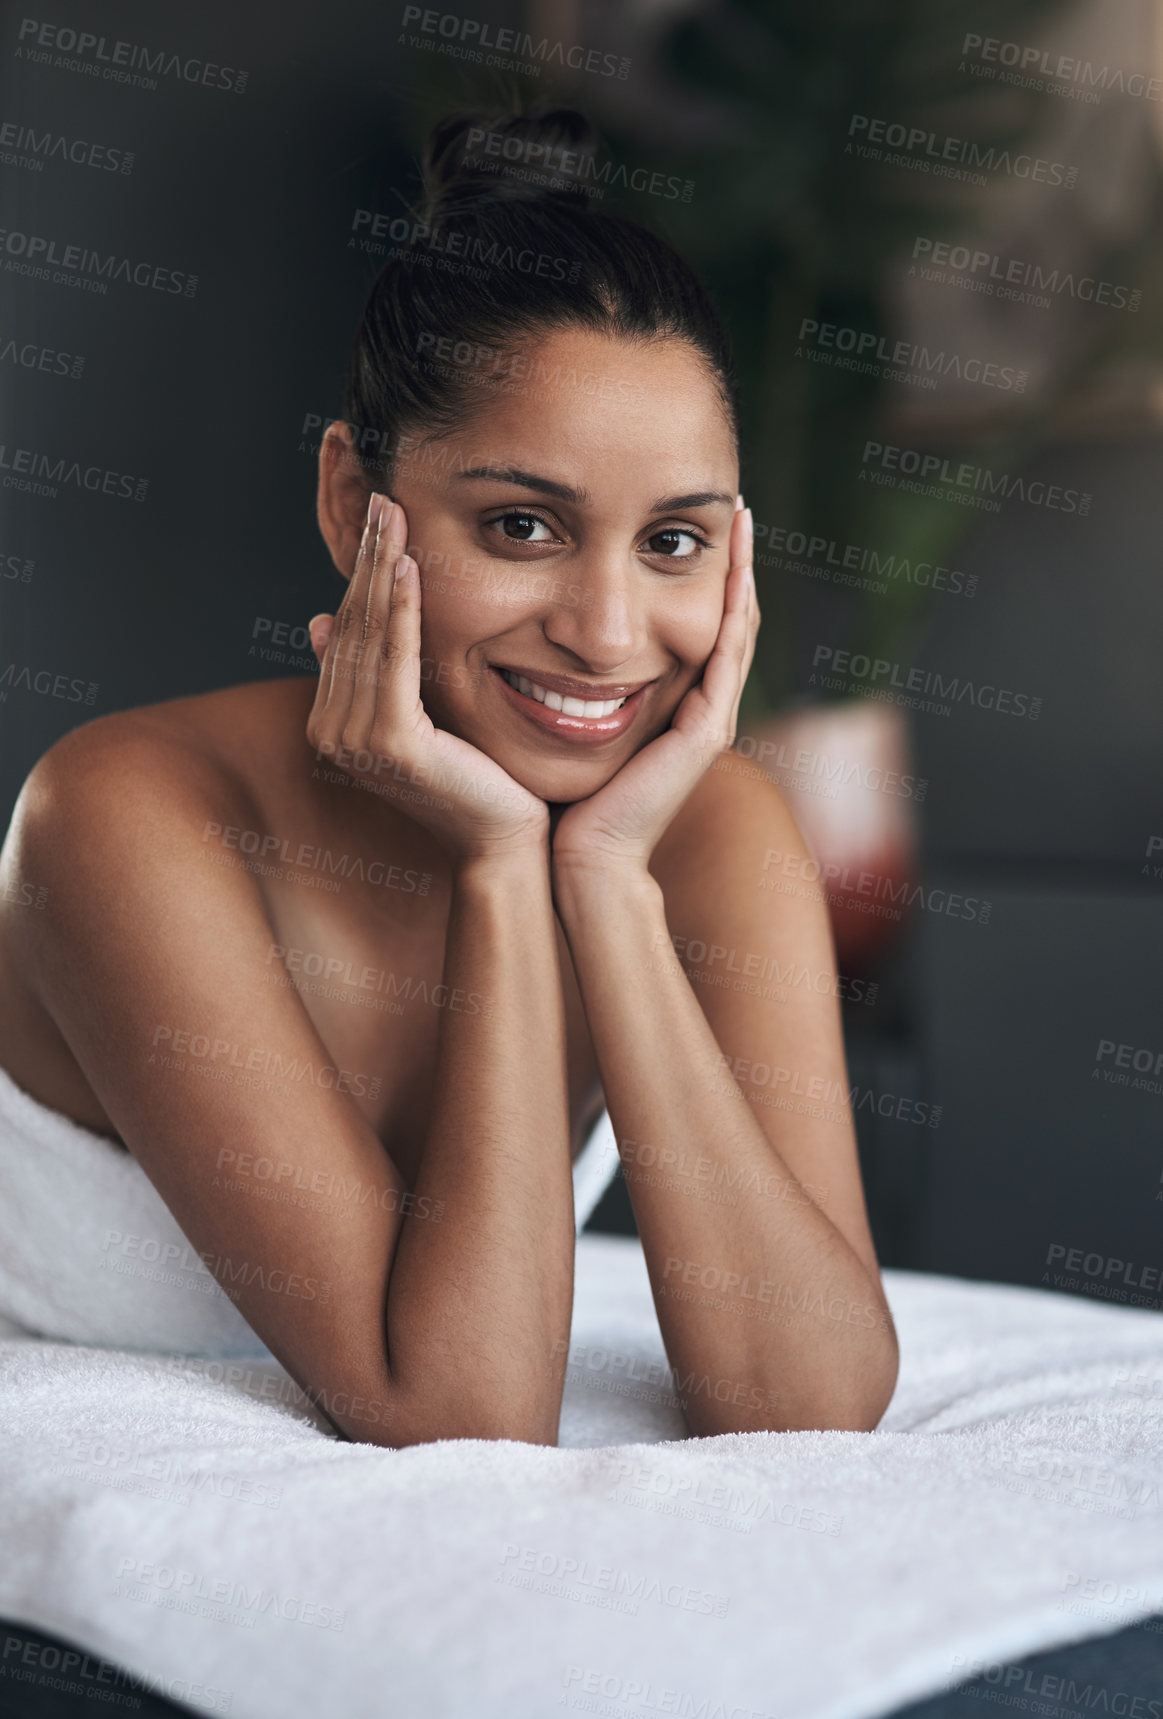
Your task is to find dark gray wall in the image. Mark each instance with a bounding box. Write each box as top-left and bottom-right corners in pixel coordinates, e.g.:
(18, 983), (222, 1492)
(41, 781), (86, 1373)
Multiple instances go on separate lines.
(1, 0), (422, 797)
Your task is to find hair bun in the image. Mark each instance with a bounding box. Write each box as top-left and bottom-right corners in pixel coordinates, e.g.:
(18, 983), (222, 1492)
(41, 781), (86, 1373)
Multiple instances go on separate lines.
(421, 108), (600, 219)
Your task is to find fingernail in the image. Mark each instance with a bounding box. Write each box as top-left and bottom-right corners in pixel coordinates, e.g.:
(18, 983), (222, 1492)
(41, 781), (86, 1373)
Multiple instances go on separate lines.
(370, 491), (391, 529)
(735, 493), (744, 512)
(394, 553), (414, 584)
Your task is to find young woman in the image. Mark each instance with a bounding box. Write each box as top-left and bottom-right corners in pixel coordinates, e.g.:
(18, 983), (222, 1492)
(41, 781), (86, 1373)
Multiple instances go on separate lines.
(0, 109), (898, 1446)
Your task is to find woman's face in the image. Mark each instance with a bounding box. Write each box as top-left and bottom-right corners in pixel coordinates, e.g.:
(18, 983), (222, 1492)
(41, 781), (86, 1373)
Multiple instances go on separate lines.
(326, 326), (739, 805)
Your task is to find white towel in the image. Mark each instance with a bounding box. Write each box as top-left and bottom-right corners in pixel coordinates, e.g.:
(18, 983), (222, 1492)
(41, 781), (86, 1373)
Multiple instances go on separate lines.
(2, 1238), (1163, 1719)
(0, 1060), (621, 1355)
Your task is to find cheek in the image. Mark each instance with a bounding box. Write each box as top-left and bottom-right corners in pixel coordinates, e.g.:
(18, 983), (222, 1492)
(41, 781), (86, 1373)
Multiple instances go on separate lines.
(404, 515), (475, 590)
(654, 585), (725, 673)
(415, 574), (508, 699)
(415, 587), (467, 691)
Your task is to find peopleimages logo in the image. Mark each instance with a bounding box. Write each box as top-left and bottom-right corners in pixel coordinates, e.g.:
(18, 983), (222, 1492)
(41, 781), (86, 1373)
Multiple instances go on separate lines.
(0, 227), (197, 297)
(115, 1559), (344, 1629)
(846, 113), (1077, 188)
(349, 208), (581, 284)
(0, 441), (147, 501)
(760, 849), (991, 929)
(101, 1228), (334, 1306)
(1045, 1243), (1163, 1303)
(730, 734), (927, 801)
(0, 1638), (232, 1714)
(497, 1544), (728, 1616)
(797, 317), (1026, 392)
(810, 644), (1041, 720)
(15, 19), (249, 93)
(755, 521), (975, 598)
(0, 336), (84, 379)
(0, 664), (97, 704)
(911, 237), (1141, 312)
(0, 118), (134, 174)
(959, 31), (1162, 103)
(1093, 1036), (1163, 1096)
(460, 127), (693, 203)
(563, 1666), (780, 1719)
(400, 7), (630, 79)
(860, 441), (1092, 517)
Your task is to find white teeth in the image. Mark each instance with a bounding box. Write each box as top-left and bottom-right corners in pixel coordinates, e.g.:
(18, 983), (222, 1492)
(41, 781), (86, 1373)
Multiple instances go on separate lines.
(501, 669), (629, 719)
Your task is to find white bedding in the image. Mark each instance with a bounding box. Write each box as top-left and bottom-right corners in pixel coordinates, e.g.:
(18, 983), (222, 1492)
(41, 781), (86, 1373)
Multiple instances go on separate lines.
(2, 1237), (1163, 1719)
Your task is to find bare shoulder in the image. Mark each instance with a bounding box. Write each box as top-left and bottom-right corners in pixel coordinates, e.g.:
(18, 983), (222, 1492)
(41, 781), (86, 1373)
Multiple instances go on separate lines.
(2, 679), (315, 965)
(650, 749), (810, 910)
(9, 704), (232, 888)
(10, 677), (312, 844)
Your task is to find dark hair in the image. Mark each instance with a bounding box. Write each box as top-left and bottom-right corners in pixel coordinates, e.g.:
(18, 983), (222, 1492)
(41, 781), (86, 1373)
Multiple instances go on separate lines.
(342, 107), (739, 485)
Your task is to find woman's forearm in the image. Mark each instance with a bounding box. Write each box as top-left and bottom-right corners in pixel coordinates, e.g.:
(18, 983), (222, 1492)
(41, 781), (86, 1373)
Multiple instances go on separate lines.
(381, 846), (575, 1445)
(554, 862), (898, 1437)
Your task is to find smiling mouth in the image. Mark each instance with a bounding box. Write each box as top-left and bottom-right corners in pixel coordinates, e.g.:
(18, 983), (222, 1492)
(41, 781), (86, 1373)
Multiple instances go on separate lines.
(489, 664), (653, 744)
(498, 668), (629, 718)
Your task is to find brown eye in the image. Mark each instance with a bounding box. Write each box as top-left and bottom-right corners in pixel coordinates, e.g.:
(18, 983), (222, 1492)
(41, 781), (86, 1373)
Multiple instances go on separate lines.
(490, 512), (554, 542)
(646, 528), (703, 559)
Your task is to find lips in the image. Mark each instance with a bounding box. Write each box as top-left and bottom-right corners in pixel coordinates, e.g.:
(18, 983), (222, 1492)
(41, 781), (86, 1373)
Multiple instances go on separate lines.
(491, 664), (655, 702)
(489, 664), (652, 744)
(499, 668), (628, 718)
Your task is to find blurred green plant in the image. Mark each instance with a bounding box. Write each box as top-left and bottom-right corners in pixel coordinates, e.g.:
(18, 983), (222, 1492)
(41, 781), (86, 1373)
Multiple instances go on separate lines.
(586, 0), (1138, 719)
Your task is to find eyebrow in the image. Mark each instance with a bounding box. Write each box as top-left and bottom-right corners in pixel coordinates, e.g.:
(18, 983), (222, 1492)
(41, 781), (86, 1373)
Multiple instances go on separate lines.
(455, 466), (734, 513)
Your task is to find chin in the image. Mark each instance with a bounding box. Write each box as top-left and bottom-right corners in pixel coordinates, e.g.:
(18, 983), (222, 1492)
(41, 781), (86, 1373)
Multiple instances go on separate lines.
(505, 754), (624, 806)
(468, 721), (637, 800)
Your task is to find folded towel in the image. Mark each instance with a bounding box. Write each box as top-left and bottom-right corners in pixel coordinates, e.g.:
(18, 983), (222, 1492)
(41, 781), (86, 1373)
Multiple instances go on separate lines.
(2, 1239), (1163, 1719)
(0, 1060), (620, 1355)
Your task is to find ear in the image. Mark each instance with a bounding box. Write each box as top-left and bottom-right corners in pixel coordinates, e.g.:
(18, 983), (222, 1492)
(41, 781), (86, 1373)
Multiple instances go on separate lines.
(317, 422), (384, 580)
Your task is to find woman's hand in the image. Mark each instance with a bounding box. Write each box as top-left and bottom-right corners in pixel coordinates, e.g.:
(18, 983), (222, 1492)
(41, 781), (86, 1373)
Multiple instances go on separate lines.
(306, 492), (550, 865)
(551, 500), (758, 879)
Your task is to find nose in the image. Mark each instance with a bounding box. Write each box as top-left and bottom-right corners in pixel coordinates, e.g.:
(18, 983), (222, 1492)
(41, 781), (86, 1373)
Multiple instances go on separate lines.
(540, 552), (646, 674)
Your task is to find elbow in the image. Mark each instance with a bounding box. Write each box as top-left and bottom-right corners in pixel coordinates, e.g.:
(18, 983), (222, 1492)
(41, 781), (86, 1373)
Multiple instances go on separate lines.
(348, 1416), (556, 1443)
(376, 1414), (560, 1450)
(303, 1330), (568, 1447)
(817, 1388), (894, 1435)
(824, 1322), (900, 1433)
(327, 1384), (561, 1450)
(684, 1325), (900, 1439)
(805, 1287), (899, 1433)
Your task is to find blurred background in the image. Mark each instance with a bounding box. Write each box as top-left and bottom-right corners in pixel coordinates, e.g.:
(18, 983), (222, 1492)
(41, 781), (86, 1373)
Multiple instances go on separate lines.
(2, 0), (1161, 1296)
